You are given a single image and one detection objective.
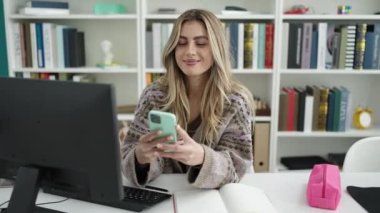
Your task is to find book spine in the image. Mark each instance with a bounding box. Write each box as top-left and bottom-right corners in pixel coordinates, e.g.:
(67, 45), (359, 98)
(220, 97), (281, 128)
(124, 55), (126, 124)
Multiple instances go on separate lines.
(326, 90), (335, 131)
(152, 23), (161, 68)
(35, 22), (45, 68)
(237, 23), (245, 69)
(363, 25), (375, 69)
(354, 24), (367, 70)
(13, 23), (22, 69)
(252, 24), (259, 69)
(26, 1), (69, 9)
(257, 23), (266, 69)
(309, 25), (318, 69)
(345, 25), (357, 70)
(339, 87), (350, 132)
(317, 23), (327, 69)
(264, 23), (274, 69)
(338, 26), (348, 69)
(42, 23), (54, 68)
(332, 87), (341, 131)
(304, 95), (314, 132)
(301, 23), (312, 69)
(282, 22), (289, 69)
(19, 7), (70, 15)
(317, 87), (329, 131)
(243, 23), (253, 69)
(23, 23), (33, 67)
(287, 23), (303, 68)
(325, 24), (335, 69)
(229, 22), (239, 69)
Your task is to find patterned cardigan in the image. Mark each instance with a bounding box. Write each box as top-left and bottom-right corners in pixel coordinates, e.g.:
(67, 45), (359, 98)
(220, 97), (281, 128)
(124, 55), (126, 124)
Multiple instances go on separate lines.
(121, 82), (254, 189)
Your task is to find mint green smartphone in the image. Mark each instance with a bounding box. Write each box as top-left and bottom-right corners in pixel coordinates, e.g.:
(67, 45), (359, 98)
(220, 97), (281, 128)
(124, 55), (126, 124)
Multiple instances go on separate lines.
(148, 110), (177, 144)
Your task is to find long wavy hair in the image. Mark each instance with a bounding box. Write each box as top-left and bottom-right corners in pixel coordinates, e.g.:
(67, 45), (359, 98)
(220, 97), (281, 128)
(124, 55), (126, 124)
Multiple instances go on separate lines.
(158, 9), (254, 146)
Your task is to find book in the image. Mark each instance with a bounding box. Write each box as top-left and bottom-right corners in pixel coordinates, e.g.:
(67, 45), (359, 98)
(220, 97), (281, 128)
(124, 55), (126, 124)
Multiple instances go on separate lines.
(174, 183), (277, 213)
(19, 7), (70, 15)
(317, 87), (329, 131)
(26, 1), (69, 9)
(287, 23), (303, 68)
(301, 23), (312, 69)
(317, 23), (327, 69)
(354, 24), (367, 69)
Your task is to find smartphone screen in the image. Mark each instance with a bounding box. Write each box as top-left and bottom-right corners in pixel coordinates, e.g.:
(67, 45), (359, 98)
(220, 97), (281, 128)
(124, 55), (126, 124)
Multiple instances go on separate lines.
(148, 110), (177, 144)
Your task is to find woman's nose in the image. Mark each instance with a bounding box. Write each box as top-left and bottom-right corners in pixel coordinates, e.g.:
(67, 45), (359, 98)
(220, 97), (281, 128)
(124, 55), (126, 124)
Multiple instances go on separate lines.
(186, 43), (196, 56)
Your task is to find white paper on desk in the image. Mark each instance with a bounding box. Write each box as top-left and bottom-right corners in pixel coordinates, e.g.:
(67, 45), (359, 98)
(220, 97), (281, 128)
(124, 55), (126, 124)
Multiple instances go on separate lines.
(219, 183), (277, 213)
(174, 190), (228, 213)
(174, 183), (277, 213)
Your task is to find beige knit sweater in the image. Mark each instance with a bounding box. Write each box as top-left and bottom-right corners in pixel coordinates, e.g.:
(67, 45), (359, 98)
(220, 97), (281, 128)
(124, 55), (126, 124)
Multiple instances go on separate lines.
(121, 82), (254, 189)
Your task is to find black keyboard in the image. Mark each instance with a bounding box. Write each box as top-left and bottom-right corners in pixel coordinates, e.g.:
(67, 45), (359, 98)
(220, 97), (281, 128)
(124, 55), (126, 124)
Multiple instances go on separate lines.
(123, 186), (172, 205)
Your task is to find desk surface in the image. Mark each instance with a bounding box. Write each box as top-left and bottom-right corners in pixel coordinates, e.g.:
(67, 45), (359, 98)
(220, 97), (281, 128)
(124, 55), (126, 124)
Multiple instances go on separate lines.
(0, 173), (379, 213)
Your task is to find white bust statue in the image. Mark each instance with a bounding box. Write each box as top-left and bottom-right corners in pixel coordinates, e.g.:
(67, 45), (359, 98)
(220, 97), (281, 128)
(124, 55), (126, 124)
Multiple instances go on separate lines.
(100, 40), (114, 66)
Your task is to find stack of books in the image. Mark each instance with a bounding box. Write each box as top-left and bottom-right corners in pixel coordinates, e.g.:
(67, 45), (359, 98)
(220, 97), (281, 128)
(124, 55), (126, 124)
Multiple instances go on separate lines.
(19, 0), (70, 15)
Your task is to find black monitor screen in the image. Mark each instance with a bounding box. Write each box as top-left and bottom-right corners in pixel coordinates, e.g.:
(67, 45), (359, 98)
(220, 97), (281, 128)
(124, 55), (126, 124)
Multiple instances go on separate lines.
(0, 77), (124, 212)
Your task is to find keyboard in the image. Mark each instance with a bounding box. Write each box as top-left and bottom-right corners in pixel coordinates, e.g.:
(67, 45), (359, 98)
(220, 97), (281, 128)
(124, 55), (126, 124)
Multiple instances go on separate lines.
(123, 186), (172, 205)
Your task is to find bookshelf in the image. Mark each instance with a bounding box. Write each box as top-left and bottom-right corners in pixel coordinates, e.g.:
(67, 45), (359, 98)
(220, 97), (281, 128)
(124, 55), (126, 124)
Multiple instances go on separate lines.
(275, 0), (380, 172)
(3, 0), (380, 172)
(3, 0), (141, 116)
(0, 0), (8, 76)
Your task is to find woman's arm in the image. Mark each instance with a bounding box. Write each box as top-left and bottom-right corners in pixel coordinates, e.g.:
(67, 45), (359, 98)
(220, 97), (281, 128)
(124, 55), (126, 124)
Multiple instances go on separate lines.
(120, 87), (164, 186)
(188, 94), (254, 188)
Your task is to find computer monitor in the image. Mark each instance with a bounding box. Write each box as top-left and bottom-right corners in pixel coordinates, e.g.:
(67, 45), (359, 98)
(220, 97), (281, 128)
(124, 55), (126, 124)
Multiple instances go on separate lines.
(0, 77), (168, 213)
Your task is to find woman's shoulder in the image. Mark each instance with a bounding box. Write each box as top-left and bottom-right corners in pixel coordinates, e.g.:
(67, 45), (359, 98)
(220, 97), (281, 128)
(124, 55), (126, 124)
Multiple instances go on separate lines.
(225, 91), (253, 117)
(139, 81), (168, 106)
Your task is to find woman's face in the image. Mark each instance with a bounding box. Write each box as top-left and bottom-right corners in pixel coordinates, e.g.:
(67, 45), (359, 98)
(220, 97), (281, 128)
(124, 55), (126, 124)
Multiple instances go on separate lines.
(175, 20), (214, 79)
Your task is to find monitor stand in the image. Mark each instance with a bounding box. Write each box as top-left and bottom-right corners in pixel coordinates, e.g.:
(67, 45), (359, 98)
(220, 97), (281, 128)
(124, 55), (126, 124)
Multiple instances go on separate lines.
(1, 167), (65, 213)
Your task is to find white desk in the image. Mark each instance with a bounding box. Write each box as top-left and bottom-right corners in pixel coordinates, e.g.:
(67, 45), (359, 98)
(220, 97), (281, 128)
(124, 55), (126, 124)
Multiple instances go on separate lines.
(0, 173), (379, 213)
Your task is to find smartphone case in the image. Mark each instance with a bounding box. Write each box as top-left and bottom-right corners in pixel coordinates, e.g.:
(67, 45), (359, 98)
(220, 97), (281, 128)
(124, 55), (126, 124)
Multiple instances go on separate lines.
(148, 110), (177, 143)
(306, 164), (341, 210)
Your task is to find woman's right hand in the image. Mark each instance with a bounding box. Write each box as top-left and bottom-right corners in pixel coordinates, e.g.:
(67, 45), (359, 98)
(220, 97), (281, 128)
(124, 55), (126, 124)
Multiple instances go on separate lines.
(134, 131), (172, 165)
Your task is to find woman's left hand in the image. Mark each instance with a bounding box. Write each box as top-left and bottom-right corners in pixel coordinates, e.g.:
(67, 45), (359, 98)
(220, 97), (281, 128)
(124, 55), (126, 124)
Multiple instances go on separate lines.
(155, 125), (205, 166)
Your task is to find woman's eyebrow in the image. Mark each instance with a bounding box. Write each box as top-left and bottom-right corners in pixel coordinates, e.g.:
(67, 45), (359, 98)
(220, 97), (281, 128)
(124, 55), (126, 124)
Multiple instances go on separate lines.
(179, 35), (208, 40)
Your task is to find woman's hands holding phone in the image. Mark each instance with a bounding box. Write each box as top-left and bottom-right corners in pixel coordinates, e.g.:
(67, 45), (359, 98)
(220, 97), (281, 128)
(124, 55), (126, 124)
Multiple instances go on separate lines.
(155, 125), (205, 166)
(135, 125), (205, 166)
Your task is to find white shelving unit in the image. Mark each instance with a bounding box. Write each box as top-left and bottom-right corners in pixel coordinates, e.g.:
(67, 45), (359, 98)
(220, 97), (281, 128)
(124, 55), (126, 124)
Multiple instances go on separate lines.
(273, 0), (380, 171)
(3, 0), (142, 110)
(3, 0), (380, 172)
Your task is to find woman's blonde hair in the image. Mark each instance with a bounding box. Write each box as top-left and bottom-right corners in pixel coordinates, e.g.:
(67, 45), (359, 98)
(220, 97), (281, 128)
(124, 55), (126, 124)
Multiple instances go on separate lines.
(158, 9), (254, 146)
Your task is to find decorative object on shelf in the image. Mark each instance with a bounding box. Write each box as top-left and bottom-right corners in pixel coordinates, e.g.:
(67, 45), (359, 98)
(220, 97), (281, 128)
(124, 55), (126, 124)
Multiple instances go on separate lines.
(254, 96), (271, 116)
(93, 3), (126, 15)
(96, 40), (126, 69)
(157, 8), (176, 14)
(101, 40), (114, 66)
(353, 106), (373, 129)
(337, 5), (352, 15)
(284, 5), (310, 14)
(221, 5), (251, 15)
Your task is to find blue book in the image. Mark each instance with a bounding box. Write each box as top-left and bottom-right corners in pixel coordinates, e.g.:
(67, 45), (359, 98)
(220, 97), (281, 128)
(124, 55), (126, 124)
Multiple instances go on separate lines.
(310, 28), (318, 69)
(363, 25), (375, 69)
(35, 22), (44, 68)
(26, 1), (69, 9)
(62, 28), (76, 68)
(326, 90), (335, 131)
(339, 87), (350, 132)
(372, 23), (380, 69)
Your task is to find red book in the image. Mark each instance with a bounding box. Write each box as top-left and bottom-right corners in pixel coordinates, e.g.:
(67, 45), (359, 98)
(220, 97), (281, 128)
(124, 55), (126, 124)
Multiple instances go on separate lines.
(264, 23), (274, 68)
(283, 88), (296, 131)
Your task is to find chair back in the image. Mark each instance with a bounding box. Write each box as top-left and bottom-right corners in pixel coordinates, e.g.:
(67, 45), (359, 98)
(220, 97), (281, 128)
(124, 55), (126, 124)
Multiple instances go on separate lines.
(343, 137), (380, 172)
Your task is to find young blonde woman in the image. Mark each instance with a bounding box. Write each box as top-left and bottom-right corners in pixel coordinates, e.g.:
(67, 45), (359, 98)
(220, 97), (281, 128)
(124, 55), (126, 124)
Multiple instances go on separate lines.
(121, 9), (255, 189)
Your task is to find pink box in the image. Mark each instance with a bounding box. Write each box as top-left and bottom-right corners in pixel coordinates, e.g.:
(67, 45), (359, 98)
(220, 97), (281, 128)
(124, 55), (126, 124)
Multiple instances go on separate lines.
(307, 164), (341, 210)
